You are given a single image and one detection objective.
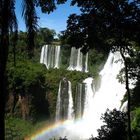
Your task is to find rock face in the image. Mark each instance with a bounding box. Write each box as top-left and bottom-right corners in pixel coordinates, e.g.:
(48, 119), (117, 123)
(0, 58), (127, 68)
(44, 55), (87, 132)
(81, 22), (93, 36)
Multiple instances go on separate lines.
(18, 95), (29, 120)
(5, 93), (17, 114)
(6, 93), (29, 120)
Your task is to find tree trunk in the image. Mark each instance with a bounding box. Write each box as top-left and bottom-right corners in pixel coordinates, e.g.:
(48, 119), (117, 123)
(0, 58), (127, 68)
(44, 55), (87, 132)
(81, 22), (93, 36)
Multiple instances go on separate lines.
(0, 0), (10, 139)
(120, 49), (132, 140)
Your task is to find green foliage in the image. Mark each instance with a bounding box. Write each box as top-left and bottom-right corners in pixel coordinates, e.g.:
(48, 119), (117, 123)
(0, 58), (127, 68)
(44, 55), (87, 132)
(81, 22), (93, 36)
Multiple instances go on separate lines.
(60, 45), (71, 69)
(6, 50), (91, 119)
(35, 0), (67, 14)
(66, 0), (140, 49)
(9, 28), (57, 63)
(5, 116), (33, 140)
(95, 109), (127, 140)
(88, 49), (108, 76)
(7, 60), (46, 93)
(44, 68), (89, 118)
(6, 60), (48, 119)
(131, 80), (140, 109)
(5, 114), (56, 140)
(7, 29), (108, 121)
(131, 107), (140, 140)
(36, 27), (56, 47)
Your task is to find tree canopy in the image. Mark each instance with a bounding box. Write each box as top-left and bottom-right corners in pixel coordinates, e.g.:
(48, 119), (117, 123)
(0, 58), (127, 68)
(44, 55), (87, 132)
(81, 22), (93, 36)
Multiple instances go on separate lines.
(95, 109), (127, 140)
(64, 0), (140, 52)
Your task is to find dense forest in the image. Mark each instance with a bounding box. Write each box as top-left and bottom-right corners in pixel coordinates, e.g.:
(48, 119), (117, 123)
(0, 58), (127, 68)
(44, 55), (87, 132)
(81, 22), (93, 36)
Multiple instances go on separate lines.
(5, 28), (108, 139)
(0, 0), (140, 140)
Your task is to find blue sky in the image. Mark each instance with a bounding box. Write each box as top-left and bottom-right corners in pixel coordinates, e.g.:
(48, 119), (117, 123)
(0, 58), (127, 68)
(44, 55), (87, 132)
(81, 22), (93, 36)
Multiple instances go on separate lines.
(15, 0), (80, 34)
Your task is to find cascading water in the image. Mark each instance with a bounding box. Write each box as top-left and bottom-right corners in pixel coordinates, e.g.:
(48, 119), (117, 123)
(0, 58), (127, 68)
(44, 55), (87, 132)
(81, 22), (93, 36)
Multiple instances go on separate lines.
(55, 81), (62, 121)
(75, 48), (83, 71)
(40, 45), (49, 68)
(79, 51), (126, 137)
(121, 101), (128, 112)
(66, 51), (126, 139)
(33, 51), (126, 140)
(54, 45), (60, 68)
(40, 45), (60, 69)
(67, 47), (88, 72)
(67, 47), (77, 71)
(55, 78), (74, 122)
(84, 53), (89, 72)
(82, 77), (95, 120)
(75, 84), (82, 118)
(68, 81), (74, 120)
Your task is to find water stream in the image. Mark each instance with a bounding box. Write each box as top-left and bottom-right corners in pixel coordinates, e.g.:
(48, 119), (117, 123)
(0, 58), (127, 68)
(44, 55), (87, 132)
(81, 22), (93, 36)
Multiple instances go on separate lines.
(34, 51), (126, 140)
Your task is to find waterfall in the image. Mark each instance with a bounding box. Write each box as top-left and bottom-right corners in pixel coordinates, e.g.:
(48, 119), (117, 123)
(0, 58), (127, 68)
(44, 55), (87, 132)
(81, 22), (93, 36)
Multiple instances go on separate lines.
(67, 47), (88, 72)
(67, 47), (76, 71)
(55, 78), (74, 122)
(75, 48), (83, 71)
(68, 81), (74, 120)
(50, 46), (55, 68)
(75, 83), (83, 118)
(40, 45), (49, 68)
(120, 101), (128, 112)
(40, 45), (88, 71)
(40, 45), (61, 69)
(54, 45), (60, 68)
(34, 51), (127, 140)
(82, 77), (95, 120)
(84, 53), (88, 72)
(55, 81), (62, 121)
(40, 45), (44, 64)
(80, 51), (126, 137)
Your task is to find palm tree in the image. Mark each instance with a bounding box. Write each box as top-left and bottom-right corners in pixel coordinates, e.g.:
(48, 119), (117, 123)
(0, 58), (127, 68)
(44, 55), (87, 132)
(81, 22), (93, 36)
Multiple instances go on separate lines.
(0, 0), (17, 139)
(22, 0), (38, 58)
(0, 0), (68, 139)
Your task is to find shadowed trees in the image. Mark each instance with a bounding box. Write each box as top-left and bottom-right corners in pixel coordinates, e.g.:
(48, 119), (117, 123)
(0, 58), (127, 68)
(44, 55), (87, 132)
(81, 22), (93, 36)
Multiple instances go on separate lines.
(22, 0), (38, 58)
(95, 109), (127, 140)
(65, 0), (140, 50)
(0, 0), (68, 139)
(0, 0), (18, 138)
(0, 0), (70, 100)
(1, 0), (140, 139)
(36, 27), (56, 47)
(63, 1), (140, 139)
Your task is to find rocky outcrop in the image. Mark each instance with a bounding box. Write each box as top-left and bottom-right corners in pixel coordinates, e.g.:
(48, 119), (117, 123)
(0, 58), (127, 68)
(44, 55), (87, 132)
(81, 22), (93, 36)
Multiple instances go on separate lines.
(6, 93), (29, 120)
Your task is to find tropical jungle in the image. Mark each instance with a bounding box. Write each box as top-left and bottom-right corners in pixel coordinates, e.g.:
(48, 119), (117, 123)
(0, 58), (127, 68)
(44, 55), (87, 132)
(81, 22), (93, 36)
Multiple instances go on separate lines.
(0, 0), (140, 140)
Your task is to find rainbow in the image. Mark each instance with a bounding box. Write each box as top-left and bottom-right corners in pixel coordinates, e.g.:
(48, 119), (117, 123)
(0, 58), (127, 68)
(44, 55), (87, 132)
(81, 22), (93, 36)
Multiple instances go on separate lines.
(25, 120), (76, 140)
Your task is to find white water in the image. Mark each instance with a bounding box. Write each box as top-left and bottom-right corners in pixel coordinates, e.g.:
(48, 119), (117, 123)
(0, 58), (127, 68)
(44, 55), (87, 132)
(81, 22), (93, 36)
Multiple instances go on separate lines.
(72, 51), (126, 138)
(68, 81), (74, 120)
(67, 47), (76, 71)
(40, 45), (49, 68)
(75, 48), (83, 71)
(40, 46), (89, 72)
(54, 45), (61, 68)
(67, 47), (88, 72)
(40, 45), (44, 64)
(55, 81), (62, 121)
(84, 53), (89, 72)
(35, 51), (126, 140)
(121, 101), (128, 112)
(79, 51), (126, 137)
(40, 45), (60, 69)
(83, 77), (95, 120)
(63, 51), (126, 139)
(55, 79), (74, 121)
